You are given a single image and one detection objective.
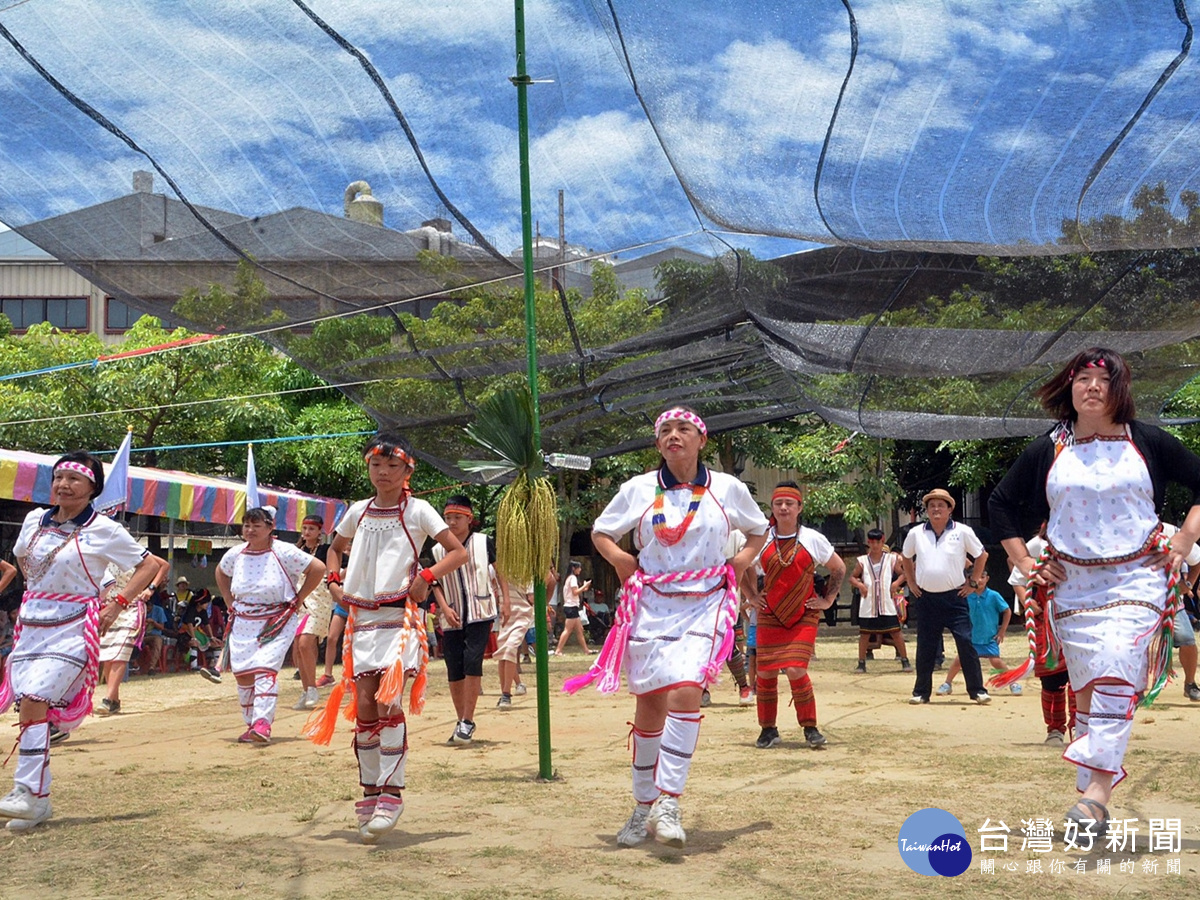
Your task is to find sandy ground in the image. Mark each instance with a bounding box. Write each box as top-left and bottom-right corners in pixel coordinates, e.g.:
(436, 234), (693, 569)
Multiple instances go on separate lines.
(2, 632), (1199, 899)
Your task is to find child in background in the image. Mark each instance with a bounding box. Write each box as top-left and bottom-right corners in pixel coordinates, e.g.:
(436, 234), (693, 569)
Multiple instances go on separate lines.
(936, 572), (1021, 695)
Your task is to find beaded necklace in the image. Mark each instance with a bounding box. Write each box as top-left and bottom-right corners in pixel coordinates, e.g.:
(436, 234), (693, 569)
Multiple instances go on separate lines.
(771, 530), (800, 568)
(652, 482), (707, 546)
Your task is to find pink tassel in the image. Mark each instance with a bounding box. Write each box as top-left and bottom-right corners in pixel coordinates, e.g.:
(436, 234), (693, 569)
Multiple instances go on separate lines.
(51, 600), (101, 731)
(0, 614), (22, 714)
(563, 563), (735, 696)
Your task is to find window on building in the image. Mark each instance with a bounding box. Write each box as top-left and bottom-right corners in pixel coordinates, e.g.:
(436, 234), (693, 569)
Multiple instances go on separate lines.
(0, 297), (89, 331)
(105, 297), (138, 332)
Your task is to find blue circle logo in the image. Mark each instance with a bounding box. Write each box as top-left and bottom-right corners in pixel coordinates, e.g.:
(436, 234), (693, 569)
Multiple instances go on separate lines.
(897, 808), (972, 877)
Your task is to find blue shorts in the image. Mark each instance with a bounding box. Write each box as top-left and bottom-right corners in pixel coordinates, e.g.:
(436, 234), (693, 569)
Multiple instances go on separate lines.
(333, 603), (349, 620)
(746, 624), (757, 651)
(1173, 609), (1196, 648)
(973, 640), (1000, 658)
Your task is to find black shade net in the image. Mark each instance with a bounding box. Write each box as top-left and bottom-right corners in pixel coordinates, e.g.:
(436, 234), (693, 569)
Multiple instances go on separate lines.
(3, 1), (1200, 475)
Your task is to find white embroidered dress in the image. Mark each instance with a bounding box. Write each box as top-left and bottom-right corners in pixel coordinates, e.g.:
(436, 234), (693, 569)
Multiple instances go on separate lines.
(1046, 429), (1165, 782)
(593, 468), (768, 694)
(6, 508), (146, 716)
(219, 541), (313, 676)
(335, 497), (447, 676)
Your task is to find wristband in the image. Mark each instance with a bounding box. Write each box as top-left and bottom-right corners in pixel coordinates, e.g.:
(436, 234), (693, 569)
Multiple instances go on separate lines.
(113, 594), (130, 608)
(419, 568), (436, 585)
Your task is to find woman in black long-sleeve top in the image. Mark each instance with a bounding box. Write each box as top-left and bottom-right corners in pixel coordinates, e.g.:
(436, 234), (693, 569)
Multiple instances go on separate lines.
(989, 347), (1200, 834)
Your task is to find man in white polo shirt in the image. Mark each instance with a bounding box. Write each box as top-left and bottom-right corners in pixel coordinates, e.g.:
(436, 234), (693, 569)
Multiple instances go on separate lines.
(901, 489), (990, 705)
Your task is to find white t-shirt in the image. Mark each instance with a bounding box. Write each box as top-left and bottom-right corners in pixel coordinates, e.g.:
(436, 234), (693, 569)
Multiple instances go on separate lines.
(902, 520), (984, 593)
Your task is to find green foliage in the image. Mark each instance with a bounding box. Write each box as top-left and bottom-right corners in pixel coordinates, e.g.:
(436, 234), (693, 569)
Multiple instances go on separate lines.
(171, 259), (287, 331)
(777, 423), (901, 529)
(461, 388), (541, 478)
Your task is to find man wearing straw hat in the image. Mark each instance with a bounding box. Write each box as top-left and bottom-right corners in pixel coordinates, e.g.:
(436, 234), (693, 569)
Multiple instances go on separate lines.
(901, 489), (990, 706)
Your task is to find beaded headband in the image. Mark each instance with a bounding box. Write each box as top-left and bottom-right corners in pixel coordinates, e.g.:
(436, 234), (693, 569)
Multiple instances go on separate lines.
(443, 503), (474, 518)
(364, 445), (414, 466)
(654, 408), (707, 437)
(54, 461), (96, 483)
(771, 486), (803, 504)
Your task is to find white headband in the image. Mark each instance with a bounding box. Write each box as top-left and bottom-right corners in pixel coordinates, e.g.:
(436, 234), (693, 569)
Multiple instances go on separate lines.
(54, 461), (96, 483)
(654, 408), (707, 437)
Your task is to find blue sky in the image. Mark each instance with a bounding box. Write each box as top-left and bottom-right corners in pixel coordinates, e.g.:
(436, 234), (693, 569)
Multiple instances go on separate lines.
(0, 0), (1198, 261)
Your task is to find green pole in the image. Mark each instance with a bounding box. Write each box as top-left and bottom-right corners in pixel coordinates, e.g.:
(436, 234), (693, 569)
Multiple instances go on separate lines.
(512, 0), (553, 780)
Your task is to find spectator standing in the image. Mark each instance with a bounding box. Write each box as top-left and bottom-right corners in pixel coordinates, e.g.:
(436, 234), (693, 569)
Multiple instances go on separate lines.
(935, 572), (1020, 695)
(901, 489), (990, 705)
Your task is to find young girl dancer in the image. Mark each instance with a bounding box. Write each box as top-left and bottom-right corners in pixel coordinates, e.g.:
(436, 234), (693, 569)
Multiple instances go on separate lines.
(306, 432), (467, 842)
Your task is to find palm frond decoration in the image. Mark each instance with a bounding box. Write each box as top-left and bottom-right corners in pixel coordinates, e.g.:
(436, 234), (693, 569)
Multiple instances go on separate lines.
(460, 387), (557, 585)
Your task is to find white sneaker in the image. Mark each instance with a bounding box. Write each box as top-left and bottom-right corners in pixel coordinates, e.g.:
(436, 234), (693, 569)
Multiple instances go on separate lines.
(513, 683), (527, 696)
(974, 691), (992, 705)
(617, 803), (652, 847)
(0, 785), (51, 828)
(935, 682), (952, 695)
(646, 795), (686, 848)
(1045, 729), (1065, 745)
(365, 794), (404, 835)
(302, 687), (320, 709)
(355, 797), (379, 844)
(291, 691), (310, 711)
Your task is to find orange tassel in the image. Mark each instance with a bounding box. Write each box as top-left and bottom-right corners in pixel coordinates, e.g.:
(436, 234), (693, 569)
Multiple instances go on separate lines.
(409, 668), (427, 716)
(340, 685), (357, 722)
(376, 657), (407, 706)
(303, 679), (349, 746)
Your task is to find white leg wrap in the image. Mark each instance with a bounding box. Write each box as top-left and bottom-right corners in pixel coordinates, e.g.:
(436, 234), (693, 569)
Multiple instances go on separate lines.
(630, 726), (663, 804)
(355, 720), (381, 791)
(14, 720), (50, 797)
(252, 672), (278, 725)
(237, 684), (254, 726)
(1066, 687), (1133, 791)
(654, 711), (701, 798)
(1072, 711), (1089, 792)
(377, 714), (408, 790)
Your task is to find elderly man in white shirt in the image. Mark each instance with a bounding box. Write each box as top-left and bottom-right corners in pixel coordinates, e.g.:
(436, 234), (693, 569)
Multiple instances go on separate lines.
(901, 489), (990, 706)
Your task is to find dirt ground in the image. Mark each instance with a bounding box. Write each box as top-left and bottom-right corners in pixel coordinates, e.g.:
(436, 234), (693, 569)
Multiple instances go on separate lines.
(2, 632), (1199, 899)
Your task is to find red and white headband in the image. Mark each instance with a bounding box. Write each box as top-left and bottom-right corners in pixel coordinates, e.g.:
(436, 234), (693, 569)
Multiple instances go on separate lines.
(364, 445), (415, 466)
(654, 408), (707, 437)
(55, 461), (96, 483)
(443, 503), (474, 519)
(1069, 358), (1106, 379)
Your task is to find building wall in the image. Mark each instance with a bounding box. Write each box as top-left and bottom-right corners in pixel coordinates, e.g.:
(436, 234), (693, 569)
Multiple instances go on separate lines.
(0, 248), (124, 344)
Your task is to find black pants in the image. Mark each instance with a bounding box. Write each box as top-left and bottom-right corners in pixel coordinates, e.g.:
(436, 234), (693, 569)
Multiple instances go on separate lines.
(913, 589), (984, 699)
